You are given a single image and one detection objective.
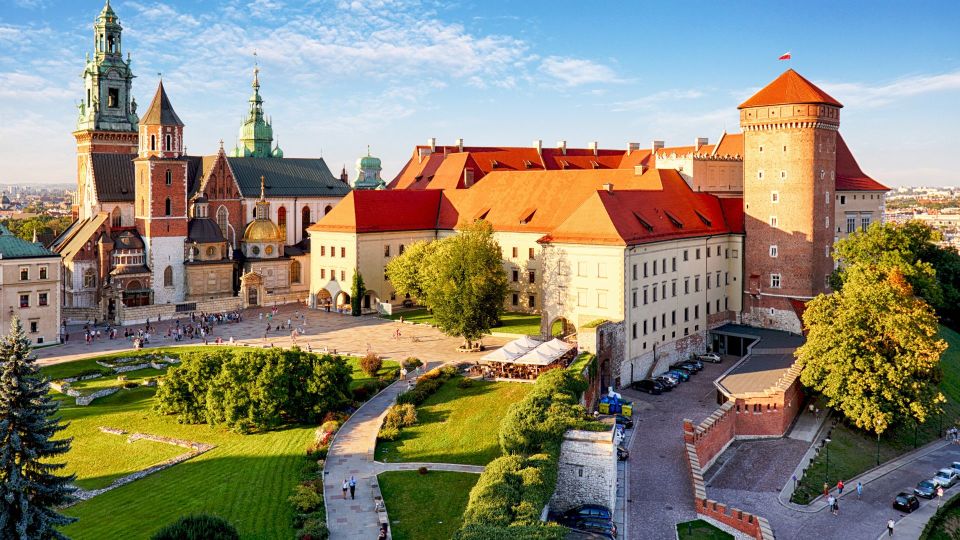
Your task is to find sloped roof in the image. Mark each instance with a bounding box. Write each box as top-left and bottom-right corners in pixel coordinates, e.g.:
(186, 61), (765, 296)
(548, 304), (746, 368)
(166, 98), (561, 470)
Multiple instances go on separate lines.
(188, 218), (225, 243)
(55, 213), (108, 263)
(713, 133), (744, 157)
(739, 69), (842, 109)
(308, 190), (442, 233)
(142, 81), (184, 126)
(226, 157), (350, 198)
(91, 153), (136, 202)
(835, 134), (888, 192)
(0, 225), (57, 259)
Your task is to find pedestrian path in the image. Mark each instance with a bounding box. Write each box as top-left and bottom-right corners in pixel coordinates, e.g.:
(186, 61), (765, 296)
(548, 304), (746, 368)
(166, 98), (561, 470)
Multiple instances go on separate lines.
(374, 461), (485, 474)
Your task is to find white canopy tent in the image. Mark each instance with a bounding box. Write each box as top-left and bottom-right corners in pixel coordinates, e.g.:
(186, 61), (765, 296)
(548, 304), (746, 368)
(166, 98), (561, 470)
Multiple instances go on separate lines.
(481, 335), (544, 363)
(513, 338), (575, 366)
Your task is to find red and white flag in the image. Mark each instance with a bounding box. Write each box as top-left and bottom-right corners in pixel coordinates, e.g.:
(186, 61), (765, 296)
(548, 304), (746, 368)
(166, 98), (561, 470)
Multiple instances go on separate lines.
(778, 52), (792, 61)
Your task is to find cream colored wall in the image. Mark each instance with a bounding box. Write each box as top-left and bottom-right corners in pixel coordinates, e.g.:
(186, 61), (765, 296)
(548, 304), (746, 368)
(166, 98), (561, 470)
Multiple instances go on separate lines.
(539, 243), (626, 331)
(358, 230), (437, 303)
(0, 256), (62, 345)
(834, 191), (885, 241)
(492, 231), (547, 313)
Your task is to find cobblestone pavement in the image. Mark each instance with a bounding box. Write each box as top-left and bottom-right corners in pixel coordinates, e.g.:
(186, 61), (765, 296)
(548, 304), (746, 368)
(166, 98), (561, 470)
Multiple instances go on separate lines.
(35, 304), (508, 366)
(623, 361), (730, 540)
(706, 438), (809, 492)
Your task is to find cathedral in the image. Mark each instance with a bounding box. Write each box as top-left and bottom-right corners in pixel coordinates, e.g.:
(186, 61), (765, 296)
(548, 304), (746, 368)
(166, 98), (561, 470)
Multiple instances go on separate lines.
(53, 1), (351, 324)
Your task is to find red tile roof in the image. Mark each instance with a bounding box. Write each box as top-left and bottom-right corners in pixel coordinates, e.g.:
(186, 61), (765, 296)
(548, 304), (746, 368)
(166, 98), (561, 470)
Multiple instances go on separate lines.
(307, 189), (442, 233)
(835, 134), (888, 192)
(713, 133), (744, 157)
(739, 69), (842, 109)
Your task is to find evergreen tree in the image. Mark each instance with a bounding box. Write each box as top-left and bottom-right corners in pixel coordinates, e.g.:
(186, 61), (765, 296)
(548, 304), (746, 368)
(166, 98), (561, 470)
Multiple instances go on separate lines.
(350, 270), (365, 317)
(0, 317), (77, 539)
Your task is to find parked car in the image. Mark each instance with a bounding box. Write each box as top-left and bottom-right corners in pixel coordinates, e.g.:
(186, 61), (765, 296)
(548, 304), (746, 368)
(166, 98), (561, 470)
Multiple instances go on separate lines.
(934, 468), (959, 488)
(949, 461), (960, 475)
(631, 379), (663, 395)
(685, 358), (704, 370)
(697, 352), (722, 363)
(665, 369), (690, 382)
(670, 361), (701, 373)
(617, 445), (629, 461)
(614, 414), (633, 429)
(670, 365), (695, 377)
(560, 504), (613, 523)
(654, 376), (677, 390)
(893, 492), (920, 513)
(656, 374), (680, 387)
(567, 518), (617, 539)
(915, 479), (937, 499)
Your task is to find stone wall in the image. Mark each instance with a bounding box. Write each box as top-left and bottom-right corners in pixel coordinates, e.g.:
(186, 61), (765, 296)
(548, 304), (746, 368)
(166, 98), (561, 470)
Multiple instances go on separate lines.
(119, 296), (243, 325)
(62, 306), (102, 324)
(550, 428), (616, 513)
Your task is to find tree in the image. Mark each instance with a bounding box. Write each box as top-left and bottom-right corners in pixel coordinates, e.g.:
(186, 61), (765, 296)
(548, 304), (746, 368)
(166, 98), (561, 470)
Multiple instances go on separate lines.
(350, 270), (365, 316)
(797, 266), (947, 436)
(385, 240), (436, 303)
(0, 317), (76, 539)
(393, 221), (509, 348)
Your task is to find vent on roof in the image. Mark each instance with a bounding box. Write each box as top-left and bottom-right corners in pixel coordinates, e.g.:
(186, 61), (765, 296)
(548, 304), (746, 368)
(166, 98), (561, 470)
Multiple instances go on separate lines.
(694, 210), (712, 227)
(523, 160), (534, 169)
(663, 210), (683, 229)
(519, 208), (536, 224)
(557, 140), (567, 155)
(474, 207), (490, 221)
(633, 211), (654, 232)
(590, 160), (601, 169)
(491, 159), (500, 168)
(559, 160), (569, 170)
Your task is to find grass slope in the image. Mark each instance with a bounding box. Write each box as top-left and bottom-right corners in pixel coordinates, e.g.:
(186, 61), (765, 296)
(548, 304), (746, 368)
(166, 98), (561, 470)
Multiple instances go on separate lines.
(378, 471), (478, 540)
(792, 326), (960, 503)
(676, 519), (734, 540)
(44, 348), (389, 539)
(375, 377), (532, 465)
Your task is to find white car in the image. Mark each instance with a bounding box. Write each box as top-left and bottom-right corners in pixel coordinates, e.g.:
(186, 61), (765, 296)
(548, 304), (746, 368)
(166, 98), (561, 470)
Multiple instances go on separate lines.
(934, 468), (959, 488)
(949, 461), (960, 475)
(697, 352), (722, 363)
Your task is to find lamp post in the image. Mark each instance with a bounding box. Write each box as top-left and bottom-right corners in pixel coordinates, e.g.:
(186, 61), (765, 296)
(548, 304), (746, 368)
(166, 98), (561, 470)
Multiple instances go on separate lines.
(876, 433), (881, 466)
(823, 438), (832, 485)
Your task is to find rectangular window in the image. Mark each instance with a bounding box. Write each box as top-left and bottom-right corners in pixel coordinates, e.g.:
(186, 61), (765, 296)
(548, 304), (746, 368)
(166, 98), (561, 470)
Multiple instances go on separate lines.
(528, 295), (535, 308)
(643, 262), (648, 278)
(695, 275), (700, 292)
(652, 287), (658, 303)
(597, 263), (607, 278)
(19, 267), (28, 281)
(512, 269), (519, 282)
(19, 294), (29, 308)
(39, 266), (47, 280)
(341, 247), (346, 258)
(846, 215), (856, 233)
(330, 246), (335, 257)
(672, 257), (677, 272)
(320, 246), (326, 256)
(652, 262), (657, 276)
(662, 282), (667, 298)
(108, 87), (119, 108)
(512, 293), (519, 306)
(643, 287), (648, 305)
(840, 195), (846, 205)
(528, 248), (535, 259)
(512, 247), (518, 258)
(384, 245), (390, 257)
(399, 244), (405, 255)
(661, 313), (666, 328)
(696, 248), (701, 260)
(321, 269), (326, 279)
(341, 270), (345, 281)
(29, 321), (38, 333)
(771, 191), (780, 203)
(694, 305), (699, 319)
(671, 310), (676, 325)
(529, 271), (535, 284)
(643, 320), (648, 335)
(707, 302), (711, 315)
(597, 291), (607, 309)
(770, 245), (778, 257)
(632, 290), (637, 308)
(683, 250), (689, 261)
(632, 264), (637, 280)
(861, 215), (871, 231)
(771, 273), (782, 288)
(632, 323), (638, 339)
(684, 307), (689, 322)
(653, 318), (657, 332)
(38, 292), (47, 306)
(671, 280), (677, 297)
(577, 289), (587, 307)
(770, 216), (778, 227)
(331, 269), (336, 280)
(577, 262), (587, 277)
(684, 278), (690, 295)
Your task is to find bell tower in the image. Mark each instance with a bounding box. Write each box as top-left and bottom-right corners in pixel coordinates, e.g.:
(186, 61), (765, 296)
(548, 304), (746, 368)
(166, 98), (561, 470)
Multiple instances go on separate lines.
(740, 69), (841, 332)
(74, 0), (139, 220)
(135, 81), (188, 304)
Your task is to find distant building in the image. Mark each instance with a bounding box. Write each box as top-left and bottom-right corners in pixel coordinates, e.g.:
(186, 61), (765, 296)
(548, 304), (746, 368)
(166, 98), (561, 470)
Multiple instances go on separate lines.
(0, 225), (61, 345)
(353, 147), (386, 190)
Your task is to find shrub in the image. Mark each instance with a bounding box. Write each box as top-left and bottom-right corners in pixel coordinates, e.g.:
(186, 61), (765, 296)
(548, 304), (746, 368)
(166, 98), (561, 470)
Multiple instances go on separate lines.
(151, 514), (240, 540)
(123, 382), (139, 389)
(351, 385), (370, 402)
(383, 403), (417, 429)
(288, 484), (323, 513)
(401, 357), (423, 370)
(418, 466), (429, 475)
(306, 442), (329, 460)
(378, 425), (400, 441)
(360, 352), (383, 377)
(319, 420), (341, 437)
(298, 460), (322, 482)
(457, 378), (475, 389)
(297, 515), (330, 540)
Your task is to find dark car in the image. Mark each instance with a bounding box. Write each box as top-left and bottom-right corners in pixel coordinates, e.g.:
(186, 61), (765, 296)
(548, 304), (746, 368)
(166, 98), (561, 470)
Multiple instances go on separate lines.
(665, 369), (690, 382)
(617, 445), (629, 461)
(654, 376), (677, 390)
(674, 358), (703, 371)
(567, 518), (617, 539)
(915, 479), (937, 499)
(559, 505), (613, 525)
(893, 492), (920, 513)
(614, 414), (633, 429)
(631, 379), (663, 395)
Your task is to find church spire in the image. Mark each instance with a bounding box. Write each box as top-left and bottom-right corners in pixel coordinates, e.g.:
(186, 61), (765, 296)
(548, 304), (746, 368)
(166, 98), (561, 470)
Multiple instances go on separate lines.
(230, 56), (276, 158)
(77, 0), (137, 132)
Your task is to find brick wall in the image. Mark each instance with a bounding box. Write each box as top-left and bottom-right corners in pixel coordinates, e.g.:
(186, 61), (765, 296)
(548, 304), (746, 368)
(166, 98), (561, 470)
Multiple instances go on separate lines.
(734, 378), (804, 437)
(684, 401), (737, 470)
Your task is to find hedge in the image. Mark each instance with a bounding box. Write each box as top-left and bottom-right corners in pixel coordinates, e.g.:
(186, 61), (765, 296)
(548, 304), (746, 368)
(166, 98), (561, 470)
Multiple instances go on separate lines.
(151, 514), (239, 540)
(395, 365), (457, 406)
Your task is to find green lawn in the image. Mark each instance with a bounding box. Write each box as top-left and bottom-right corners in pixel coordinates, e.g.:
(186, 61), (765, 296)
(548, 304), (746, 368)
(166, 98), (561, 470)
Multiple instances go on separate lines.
(676, 519), (734, 540)
(792, 326), (960, 504)
(67, 367), (166, 395)
(386, 309), (542, 336)
(350, 358), (400, 391)
(375, 377), (533, 465)
(378, 471), (478, 540)
(40, 348), (387, 539)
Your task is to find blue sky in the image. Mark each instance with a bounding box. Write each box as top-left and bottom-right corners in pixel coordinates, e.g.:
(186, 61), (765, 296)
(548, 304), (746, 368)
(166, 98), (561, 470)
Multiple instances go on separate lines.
(2, 0), (959, 187)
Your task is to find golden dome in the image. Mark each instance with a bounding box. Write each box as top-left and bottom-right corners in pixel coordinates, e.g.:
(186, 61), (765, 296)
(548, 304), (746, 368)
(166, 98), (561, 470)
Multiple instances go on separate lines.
(243, 218), (282, 243)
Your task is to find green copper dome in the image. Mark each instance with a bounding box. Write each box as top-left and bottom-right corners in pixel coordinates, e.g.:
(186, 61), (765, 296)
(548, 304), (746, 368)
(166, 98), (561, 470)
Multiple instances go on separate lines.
(233, 65), (278, 158)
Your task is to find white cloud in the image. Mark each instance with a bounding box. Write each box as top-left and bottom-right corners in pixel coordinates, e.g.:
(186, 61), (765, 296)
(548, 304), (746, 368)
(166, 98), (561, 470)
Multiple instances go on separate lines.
(539, 56), (622, 87)
(820, 70), (960, 108)
(0, 72), (73, 101)
(612, 89), (705, 112)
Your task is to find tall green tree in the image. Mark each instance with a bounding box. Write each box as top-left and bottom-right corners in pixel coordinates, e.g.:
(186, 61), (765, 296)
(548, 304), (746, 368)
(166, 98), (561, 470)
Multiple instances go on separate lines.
(350, 270), (365, 316)
(0, 318), (77, 538)
(387, 221), (509, 348)
(385, 240), (436, 303)
(797, 266), (947, 436)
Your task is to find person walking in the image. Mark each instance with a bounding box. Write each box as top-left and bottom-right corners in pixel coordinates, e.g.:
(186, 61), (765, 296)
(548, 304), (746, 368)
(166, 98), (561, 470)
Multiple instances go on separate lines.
(856, 481), (863, 500)
(823, 482), (830, 498)
(349, 476), (357, 500)
(887, 518), (895, 536)
(938, 485), (945, 507)
(342, 479), (349, 499)
(827, 495), (836, 515)
(832, 497), (839, 516)
(837, 480), (844, 495)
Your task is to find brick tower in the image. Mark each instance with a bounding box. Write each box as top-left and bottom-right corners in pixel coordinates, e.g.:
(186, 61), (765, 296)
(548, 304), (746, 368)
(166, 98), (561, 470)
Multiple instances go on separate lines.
(73, 0), (139, 220)
(740, 69), (842, 332)
(135, 81), (188, 304)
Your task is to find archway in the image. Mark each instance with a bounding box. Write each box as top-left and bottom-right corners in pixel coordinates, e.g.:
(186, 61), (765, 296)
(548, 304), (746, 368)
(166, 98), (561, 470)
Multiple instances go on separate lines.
(315, 289), (332, 310)
(335, 291), (351, 309)
(549, 317), (575, 338)
(301, 206), (311, 238)
(362, 289), (378, 310)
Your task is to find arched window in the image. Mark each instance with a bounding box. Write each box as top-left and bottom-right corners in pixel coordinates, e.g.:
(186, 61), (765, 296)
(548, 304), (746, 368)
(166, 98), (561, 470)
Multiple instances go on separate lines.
(165, 134), (172, 152)
(111, 207), (121, 227)
(253, 207), (257, 219)
(291, 260), (301, 283)
(165, 169), (172, 185)
(216, 206), (229, 238)
(302, 206), (311, 237)
(163, 266), (173, 287)
(277, 206), (287, 238)
(324, 205), (332, 215)
(83, 269), (96, 289)
(164, 197), (172, 216)
(150, 134), (156, 151)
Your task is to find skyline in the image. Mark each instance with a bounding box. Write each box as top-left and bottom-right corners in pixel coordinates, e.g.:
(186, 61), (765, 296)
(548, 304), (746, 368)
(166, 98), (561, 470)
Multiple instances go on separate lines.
(1, 0), (958, 187)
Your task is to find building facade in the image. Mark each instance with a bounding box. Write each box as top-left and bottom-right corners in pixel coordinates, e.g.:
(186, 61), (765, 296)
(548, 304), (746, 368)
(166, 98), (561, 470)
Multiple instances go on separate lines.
(0, 226), (62, 345)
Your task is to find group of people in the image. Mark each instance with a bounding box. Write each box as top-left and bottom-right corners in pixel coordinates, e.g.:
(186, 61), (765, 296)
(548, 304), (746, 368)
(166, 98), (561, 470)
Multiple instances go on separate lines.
(822, 479), (863, 516)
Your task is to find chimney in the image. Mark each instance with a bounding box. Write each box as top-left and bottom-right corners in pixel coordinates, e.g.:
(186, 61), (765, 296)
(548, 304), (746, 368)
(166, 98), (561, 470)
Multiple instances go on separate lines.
(634, 165), (647, 175)
(602, 183), (614, 193)
(652, 140), (664, 152)
(627, 142), (640, 155)
(455, 138), (463, 152)
(556, 140), (567, 155)
(428, 137), (437, 152)
(695, 137), (709, 152)
(588, 141), (598, 156)
(533, 139), (542, 155)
